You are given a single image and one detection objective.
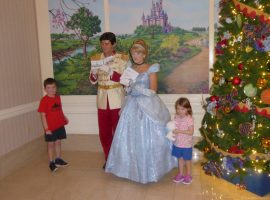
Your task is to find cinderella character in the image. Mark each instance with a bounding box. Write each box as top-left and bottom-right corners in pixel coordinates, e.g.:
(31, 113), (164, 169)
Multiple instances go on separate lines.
(105, 39), (177, 184)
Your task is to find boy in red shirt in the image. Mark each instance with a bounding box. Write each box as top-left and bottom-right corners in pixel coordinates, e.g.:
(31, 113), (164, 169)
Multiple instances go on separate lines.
(38, 78), (68, 172)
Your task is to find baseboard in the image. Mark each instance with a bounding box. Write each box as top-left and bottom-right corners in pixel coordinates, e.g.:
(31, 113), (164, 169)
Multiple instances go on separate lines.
(0, 136), (46, 179)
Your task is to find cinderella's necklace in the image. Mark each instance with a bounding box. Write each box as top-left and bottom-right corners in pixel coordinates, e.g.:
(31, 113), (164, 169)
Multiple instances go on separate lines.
(134, 61), (145, 67)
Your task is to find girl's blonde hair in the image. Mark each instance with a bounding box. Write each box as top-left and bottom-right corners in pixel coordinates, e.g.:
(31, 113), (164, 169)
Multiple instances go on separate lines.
(175, 97), (192, 116)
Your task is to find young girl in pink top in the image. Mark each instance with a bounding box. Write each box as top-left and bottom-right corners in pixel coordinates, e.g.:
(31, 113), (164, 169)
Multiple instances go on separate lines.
(172, 97), (194, 184)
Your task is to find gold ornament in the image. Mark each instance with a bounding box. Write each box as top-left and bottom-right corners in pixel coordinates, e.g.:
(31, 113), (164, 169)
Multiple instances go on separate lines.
(245, 46), (253, 53)
(212, 74), (221, 85)
(257, 78), (268, 88)
(261, 138), (270, 148)
(260, 71), (268, 78)
(204, 147), (210, 153)
(236, 14), (242, 28)
(223, 105), (231, 114)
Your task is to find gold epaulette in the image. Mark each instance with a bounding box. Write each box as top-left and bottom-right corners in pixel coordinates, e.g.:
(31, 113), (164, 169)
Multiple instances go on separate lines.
(90, 53), (102, 61)
(118, 53), (129, 61)
(90, 52), (128, 61)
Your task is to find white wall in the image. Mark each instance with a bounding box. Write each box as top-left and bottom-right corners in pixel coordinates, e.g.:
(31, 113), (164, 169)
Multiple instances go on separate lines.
(0, 0), (44, 157)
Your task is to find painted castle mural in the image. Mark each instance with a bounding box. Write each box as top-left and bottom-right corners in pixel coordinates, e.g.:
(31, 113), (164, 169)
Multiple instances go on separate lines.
(49, 0), (209, 95)
(141, 0), (173, 33)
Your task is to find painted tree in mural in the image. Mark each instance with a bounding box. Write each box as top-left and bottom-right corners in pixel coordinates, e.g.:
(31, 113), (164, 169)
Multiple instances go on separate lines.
(49, 1), (91, 39)
(49, 0), (101, 58)
(66, 7), (101, 59)
(196, 0), (270, 192)
(48, 0), (101, 94)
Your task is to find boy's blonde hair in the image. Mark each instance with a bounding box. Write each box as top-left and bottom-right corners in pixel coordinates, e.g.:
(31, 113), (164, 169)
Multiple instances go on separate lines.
(175, 97), (192, 116)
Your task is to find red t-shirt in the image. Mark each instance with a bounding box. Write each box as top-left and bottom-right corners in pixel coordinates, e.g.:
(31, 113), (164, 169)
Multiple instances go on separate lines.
(38, 95), (67, 131)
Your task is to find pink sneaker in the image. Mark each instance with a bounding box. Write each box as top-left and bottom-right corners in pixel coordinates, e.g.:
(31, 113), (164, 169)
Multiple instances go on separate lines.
(173, 173), (185, 183)
(182, 175), (192, 184)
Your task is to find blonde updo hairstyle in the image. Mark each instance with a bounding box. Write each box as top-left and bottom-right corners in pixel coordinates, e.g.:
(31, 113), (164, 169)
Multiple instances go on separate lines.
(129, 39), (148, 60)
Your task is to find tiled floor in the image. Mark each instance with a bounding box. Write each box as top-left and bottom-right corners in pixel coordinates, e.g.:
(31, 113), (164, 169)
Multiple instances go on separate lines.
(0, 151), (269, 200)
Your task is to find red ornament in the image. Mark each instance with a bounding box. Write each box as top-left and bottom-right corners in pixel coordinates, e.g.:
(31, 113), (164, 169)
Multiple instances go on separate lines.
(238, 63), (244, 70)
(261, 89), (270, 104)
(256, 39), (264, 48)
(220, 39), (228, 47)
(232, 77), (241, 85)
(209, 95), (219, 102)
(259, 15), (265, 23)
(215, 49), (224, 55)
(242, 8), (248, 16)
(249, 11), (257, 19)
(228, 145), (244, 154)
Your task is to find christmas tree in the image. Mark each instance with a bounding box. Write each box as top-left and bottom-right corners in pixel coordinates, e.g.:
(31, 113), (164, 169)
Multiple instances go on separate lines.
(196, 0), (270, 193)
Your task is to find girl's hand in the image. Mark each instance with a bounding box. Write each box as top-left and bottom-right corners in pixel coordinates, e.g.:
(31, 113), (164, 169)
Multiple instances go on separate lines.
(172, 129), (180, 134)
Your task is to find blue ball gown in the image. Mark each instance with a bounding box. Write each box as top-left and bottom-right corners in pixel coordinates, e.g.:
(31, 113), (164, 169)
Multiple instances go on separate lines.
(105, 63), (177, 184)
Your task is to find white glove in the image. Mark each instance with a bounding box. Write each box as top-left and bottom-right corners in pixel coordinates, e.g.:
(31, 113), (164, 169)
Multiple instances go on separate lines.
(90, 68), (98, 75)
(166, 131), (176, 141)
(130, 85), (156, 96)
(120, 68), (138, 87)
(120, 76), (134, 86)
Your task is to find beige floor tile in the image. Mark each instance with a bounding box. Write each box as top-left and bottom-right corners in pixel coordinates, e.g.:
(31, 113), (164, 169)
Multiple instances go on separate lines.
(0, 151), (269, 200)
(145, 195), (174, 200)
(116, 186), (146, 200)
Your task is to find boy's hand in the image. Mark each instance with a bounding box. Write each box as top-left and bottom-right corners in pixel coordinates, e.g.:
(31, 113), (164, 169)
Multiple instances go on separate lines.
(64, 116), (69, 124)
(45, 130), (52, 135)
